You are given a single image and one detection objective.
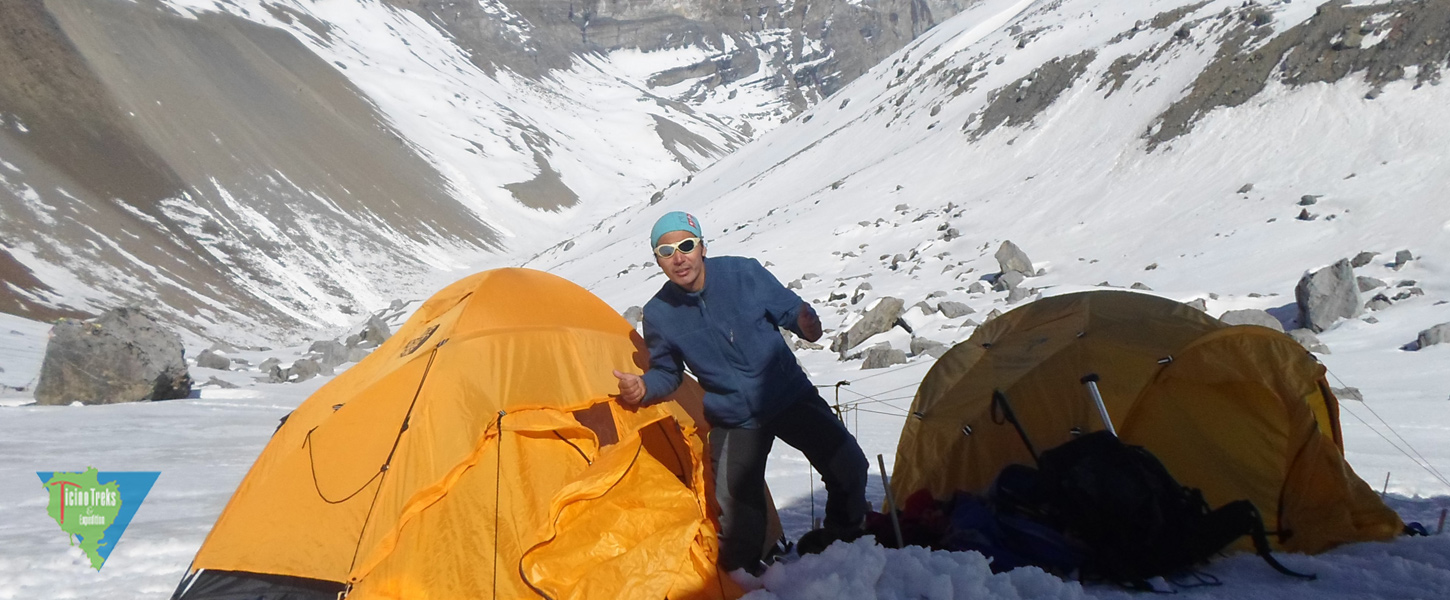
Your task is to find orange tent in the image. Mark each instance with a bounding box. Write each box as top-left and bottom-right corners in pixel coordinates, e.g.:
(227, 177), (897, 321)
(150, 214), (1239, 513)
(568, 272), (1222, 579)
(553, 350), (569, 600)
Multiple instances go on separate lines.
(174, 268), (740, 599)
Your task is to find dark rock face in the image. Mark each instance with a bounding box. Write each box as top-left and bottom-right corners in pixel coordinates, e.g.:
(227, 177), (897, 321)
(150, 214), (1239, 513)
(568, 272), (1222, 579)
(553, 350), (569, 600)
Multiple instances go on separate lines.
(1296, 259), (1362, 333)
(394, 0), (970, 116)
(34, 307), (192, 405)
(969, 50), (1097, 139)
(1148, 0), (1450, 148)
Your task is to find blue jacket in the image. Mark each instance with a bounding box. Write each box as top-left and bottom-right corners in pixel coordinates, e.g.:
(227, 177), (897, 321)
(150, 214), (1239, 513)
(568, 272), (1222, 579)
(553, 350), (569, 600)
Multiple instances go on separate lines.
(641, 256), (815, 428)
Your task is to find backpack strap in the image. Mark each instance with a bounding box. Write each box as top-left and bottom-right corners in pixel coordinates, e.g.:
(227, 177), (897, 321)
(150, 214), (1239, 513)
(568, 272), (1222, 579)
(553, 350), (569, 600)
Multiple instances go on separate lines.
(1237, 502), (1317, 580)
(991, 390), (1040, 465)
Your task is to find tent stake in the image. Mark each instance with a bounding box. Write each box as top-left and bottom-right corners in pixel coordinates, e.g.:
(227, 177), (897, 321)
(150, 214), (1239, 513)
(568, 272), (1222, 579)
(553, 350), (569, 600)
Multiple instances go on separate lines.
(1438, 508), (1446, 535)
(877, 454), (904, 549)
(1381, 472), (1390, 498)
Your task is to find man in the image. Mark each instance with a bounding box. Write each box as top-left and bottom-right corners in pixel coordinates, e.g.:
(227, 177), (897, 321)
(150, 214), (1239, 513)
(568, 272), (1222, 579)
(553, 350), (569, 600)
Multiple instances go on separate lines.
(612, 211), (870, 574)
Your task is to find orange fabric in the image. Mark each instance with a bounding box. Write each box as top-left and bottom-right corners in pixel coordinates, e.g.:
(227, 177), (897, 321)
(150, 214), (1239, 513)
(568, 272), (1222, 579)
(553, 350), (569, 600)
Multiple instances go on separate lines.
(893, 291), (1401, 555)
(189, 269), (739, 599)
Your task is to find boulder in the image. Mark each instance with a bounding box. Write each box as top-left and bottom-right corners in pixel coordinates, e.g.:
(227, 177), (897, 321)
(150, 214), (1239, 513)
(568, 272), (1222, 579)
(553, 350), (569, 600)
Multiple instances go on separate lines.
(309, 340), (349, 371)
(34, 308), (192, 405)
(1357, 276), (1385, 292)
(911, 301), (938, 316)
(622, 306), (644, 328)
(1287, 329), (1330, 354)
(937, 301), (974, 319)
(992, 270), (1025, 292)
(1365, 294), (1392, 312)
(1416, 323), (1450, 349)
(348, 346), (371, 362)
(994, 241), (1034, 277)
(204, 376), (239, 389)
(852, 282), (872, 305)
(1130, 282), (1152, 291)
(967, 281), (987, 294)
(1218, 309), (1285, 332)
(1392, 249), (1413, 270)
(196, 349), (232, 371)
(207, 340), (240, 354)
(832, 297), (906, 354)
(1295, 259), (1361, 332)
(1350, 251), (1377, 268)
(258, 357), (281, 374)
(358, 314), (393, 349)
(1331, 386), (1363, 402)
(1392, 288), (1424, 301)
(287, 358), (322, 383)
(1185, 298), (1208, 312)
(862, 344), (908, 369)
(909, 337), (949, 358)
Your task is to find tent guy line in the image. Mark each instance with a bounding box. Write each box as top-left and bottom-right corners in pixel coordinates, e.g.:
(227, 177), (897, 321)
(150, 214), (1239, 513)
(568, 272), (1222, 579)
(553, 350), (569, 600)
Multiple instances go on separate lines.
(1325, 367), (1450, 492)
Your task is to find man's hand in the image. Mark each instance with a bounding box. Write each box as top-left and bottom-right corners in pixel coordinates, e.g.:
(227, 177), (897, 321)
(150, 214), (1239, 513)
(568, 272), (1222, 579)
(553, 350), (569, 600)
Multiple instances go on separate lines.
(612, 369), (645, 406)
(797, 302), (823, 343)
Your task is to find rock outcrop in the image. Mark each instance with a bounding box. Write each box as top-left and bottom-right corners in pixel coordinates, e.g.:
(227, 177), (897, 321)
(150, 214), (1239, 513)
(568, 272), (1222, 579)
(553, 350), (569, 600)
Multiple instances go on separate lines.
(1296, 259), (1361, 332)
(34, 307), (192, 405)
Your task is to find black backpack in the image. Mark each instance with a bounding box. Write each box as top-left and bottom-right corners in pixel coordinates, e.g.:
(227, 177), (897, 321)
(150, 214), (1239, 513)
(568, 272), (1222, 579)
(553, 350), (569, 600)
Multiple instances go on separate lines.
(997, 431), (1314, 586)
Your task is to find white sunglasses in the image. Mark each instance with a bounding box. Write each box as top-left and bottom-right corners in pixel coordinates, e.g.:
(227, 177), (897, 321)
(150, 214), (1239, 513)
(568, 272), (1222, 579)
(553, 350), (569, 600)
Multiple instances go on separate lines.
(654, 237), (701, 258)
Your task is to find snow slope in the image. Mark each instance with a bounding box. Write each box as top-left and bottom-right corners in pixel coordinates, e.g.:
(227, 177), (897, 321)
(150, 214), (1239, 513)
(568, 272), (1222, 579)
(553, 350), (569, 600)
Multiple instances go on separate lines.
(2, 0), (1449, 598)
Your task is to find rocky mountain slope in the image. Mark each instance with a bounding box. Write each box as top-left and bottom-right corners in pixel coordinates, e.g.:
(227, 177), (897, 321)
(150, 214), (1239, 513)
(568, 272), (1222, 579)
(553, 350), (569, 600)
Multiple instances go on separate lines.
(0, 0), (969, 342)
(531, 0), (1450, 502)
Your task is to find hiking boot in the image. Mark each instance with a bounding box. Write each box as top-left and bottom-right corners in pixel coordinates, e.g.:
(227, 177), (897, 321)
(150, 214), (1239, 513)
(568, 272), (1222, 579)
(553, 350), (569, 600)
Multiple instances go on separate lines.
(795, 524), (866, 556)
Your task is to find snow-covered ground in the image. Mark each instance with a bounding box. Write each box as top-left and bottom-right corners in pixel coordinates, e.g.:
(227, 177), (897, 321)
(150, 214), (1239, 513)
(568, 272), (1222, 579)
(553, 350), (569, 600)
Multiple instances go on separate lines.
(3, 0), (1450, 597)
(0, 305), (1445, 598)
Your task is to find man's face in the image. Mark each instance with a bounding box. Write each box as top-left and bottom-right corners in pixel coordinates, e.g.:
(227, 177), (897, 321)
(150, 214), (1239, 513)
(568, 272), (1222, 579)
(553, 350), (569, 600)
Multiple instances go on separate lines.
(655, 230), (706, 292)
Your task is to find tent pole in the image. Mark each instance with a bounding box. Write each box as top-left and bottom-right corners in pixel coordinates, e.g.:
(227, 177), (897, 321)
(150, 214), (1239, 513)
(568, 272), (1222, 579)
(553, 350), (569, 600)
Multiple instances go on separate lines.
(1080, 374), (1116, 437)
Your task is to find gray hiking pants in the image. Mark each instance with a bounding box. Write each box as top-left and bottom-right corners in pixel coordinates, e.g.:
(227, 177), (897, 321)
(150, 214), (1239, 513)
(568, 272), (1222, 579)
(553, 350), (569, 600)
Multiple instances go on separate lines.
(709, 391), (870, 572)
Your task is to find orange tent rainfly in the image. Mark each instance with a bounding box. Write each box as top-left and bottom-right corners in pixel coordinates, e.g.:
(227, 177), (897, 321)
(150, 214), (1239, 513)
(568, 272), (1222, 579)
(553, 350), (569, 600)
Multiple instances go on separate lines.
(892, 290), (1402, 555)
(172, 268), (740, 600)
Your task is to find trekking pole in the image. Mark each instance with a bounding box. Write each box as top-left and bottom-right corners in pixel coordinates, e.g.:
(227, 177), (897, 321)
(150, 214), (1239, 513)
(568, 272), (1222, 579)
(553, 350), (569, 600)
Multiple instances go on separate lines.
(877, 454), (904, 549)
(1079, 374), (1117, 437)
